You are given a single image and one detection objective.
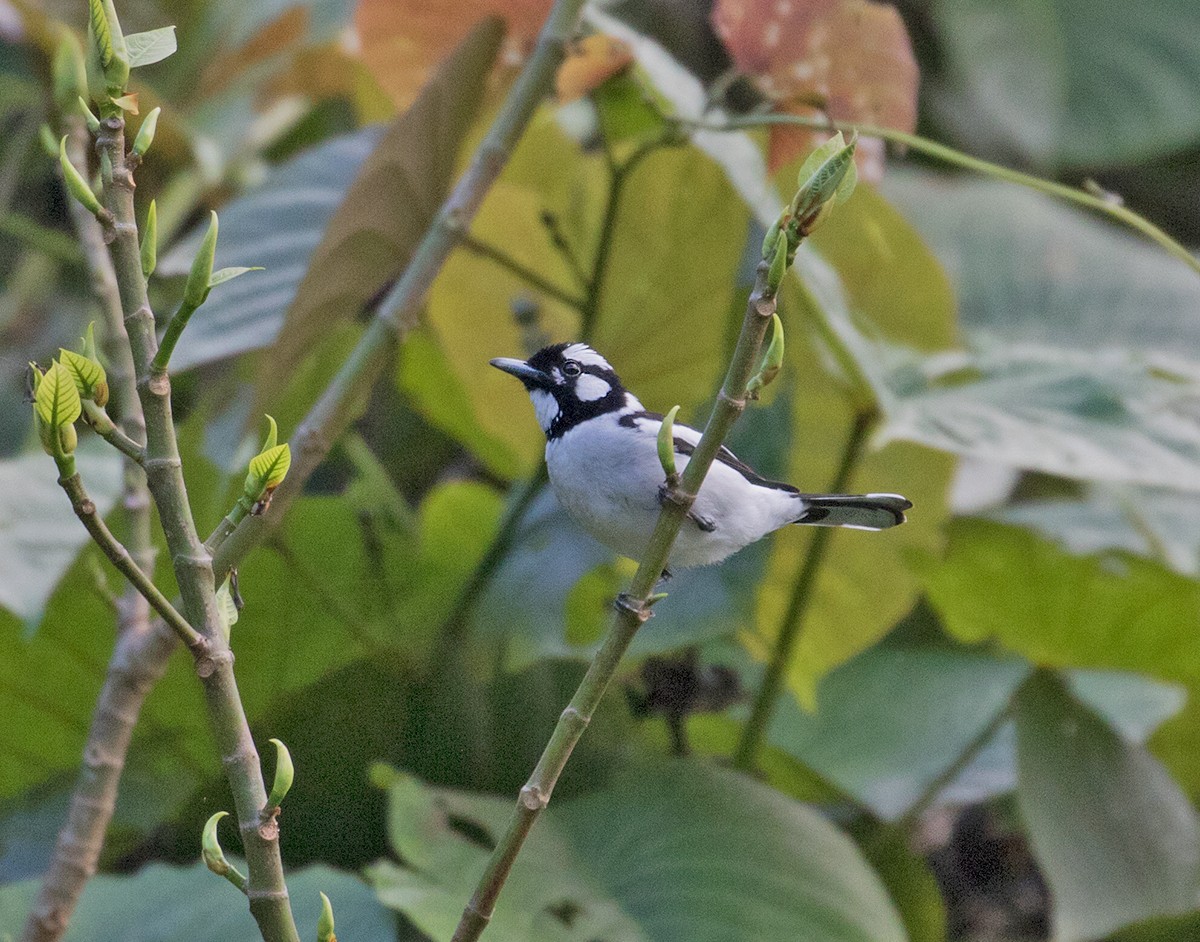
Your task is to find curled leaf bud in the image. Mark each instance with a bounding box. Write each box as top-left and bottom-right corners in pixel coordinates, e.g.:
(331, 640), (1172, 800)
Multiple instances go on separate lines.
(77, 97), (101, 133)
(184, 211), (218, 307)
(132, 106), (159, 156)
(318, 892), (337, 942)
(33, 361), (82, 456)
(141, 200), (157, 277)
(746, 314), (785, 400)
(761, 214), (783, 261)
(201, 811), (247, 892)
(265, 738), (295, 809)
(789, 132), (858, 237)
(85, 0), (130, 103)
(657, 404), (681, 482)
(58, 136), (105, 219)
(59, 326), (108, 406)
(38, 124), (59, 158)
(52, 31), (87, 113)
(243, 417), (290, 512)
(766, 234), (787, 294)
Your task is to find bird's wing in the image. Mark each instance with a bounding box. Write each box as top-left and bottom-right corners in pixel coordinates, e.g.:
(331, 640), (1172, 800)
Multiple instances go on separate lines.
(621, 410), (797, 494)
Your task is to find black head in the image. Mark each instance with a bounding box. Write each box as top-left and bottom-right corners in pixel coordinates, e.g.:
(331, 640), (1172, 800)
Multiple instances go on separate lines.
(490, 342), (638, 439)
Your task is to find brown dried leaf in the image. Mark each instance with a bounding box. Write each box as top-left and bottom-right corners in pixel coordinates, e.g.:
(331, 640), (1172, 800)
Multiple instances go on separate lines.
(555, 34), (634, 103)
(259, 17), (505, 402)
(712, 0), (917, 178)
(355, 0), (553, 108)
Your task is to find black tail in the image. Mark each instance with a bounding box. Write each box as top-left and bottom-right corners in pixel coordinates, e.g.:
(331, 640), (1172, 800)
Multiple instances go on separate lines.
(793, 493), (911, 531)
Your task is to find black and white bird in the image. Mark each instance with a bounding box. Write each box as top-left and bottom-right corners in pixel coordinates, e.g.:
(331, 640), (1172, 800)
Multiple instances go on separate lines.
(491, 342), (911, 570)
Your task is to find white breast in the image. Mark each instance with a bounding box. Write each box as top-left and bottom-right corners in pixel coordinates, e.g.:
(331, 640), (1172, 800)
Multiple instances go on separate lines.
(545, 411), (800, 568)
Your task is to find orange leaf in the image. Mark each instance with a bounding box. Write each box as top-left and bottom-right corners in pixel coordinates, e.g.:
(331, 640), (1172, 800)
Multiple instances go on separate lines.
(712, 0), (917, 180)
(355, 0), (553, 108)
(555, 34), (634, 103)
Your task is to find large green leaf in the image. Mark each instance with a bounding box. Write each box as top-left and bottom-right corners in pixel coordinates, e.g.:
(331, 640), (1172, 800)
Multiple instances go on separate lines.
(425, 120), (747, 476)
(0, 444), (122, 627)
(0, 862), (392, 939)
(929, 0), (1200, 167)
(922, 519), (1200, 683)
(370, 760), (908, 942)
(881, 171), (1200, 377)
(1015, 672), (1200, 941)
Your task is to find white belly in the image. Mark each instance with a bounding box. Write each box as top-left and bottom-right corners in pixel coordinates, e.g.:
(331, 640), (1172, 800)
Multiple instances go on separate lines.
(545, 413), (798, 568)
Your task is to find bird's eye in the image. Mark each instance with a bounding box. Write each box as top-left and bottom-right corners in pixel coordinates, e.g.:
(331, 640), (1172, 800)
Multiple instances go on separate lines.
(563, 362), (582, 377)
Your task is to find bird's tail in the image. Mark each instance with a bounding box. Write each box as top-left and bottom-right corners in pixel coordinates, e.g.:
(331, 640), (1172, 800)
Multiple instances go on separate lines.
(793, 493), (911, 531)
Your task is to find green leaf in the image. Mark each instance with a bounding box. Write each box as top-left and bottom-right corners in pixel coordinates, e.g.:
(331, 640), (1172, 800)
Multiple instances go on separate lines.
(56, 348), (105, 402)
(0, 862), (392, 939)
(922, 519), (1200, 683)
(215, 578), (238, 639)
(0, 444), (121, 624)
(124, 26), (177, 68)
(369, 760), (907, 942)
(208, 265), (262, 288)
(34, 361), (81, 429)
(247, 443), (291, 492)
(930, 0), (1200, 167)
(1015, 672), (1200, 940)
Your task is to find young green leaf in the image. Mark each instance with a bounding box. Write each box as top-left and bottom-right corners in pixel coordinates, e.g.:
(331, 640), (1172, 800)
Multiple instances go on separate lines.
(77, 96), (100, 133)
(215, 578), (239, 640)
(58, 136), (105, 218)
(141, 199), (157, 277)
(790, 132), (858, 235)
(200, 811), (247, 892)
(248, 445), (291, 493)
(125, 26), (176, 68)
(184, 211), (218, 306)
(746, 313), (785, 399)
(52, 30), (87, 112)
(132, 105), (159, 156)
(317, 892), (336, 942)
(259, 414), (279, 452)
(58, 348), (108, 404)
(266, 738), (295, 809)
(35, 360), (82, 430)
(208, 266), (263, 289)
(657, 404), (681, 480)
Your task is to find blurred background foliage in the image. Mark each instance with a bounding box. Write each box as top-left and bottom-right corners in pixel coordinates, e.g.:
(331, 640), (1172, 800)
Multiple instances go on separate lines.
(1, 0), (1199, 940)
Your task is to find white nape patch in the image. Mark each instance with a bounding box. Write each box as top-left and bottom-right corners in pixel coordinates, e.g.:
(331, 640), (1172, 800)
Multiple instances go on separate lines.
(530, 390), (560, 431)
(574, 373), (611, 401)
(623, 392), (645, 411)
(563, 343), (611, 370)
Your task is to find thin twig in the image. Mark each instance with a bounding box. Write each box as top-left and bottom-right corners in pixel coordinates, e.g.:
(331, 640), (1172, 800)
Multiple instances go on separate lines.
(81, 400), (145, 464)
(210, 0), (590, 585)
(448, 205), (794, 942)
(732, 409), (876, 770)
(95, 114), (301, 942)
(22, 115), (161, 942)
(459, 233), (586, 311)
(55, 468), (205, 651)
(686, 112), (1200, 278)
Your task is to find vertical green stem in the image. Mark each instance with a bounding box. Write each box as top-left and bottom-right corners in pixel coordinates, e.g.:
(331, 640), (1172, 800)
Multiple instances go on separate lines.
(22, 115), (163, 942)
(95, 115), (300, 942)
(450, 248), (785, 942)
(732, 410), (876, 771)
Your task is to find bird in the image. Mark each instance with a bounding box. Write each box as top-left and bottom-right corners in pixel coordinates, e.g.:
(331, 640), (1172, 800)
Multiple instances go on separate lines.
(490, 342), (911, 570)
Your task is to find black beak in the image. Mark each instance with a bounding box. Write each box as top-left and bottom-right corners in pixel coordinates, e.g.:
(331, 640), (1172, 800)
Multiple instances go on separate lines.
(490, 357), (553, 389)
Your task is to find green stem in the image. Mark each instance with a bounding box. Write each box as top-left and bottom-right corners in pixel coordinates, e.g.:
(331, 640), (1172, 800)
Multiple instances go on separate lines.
(449, 236), (787, 942)
(459, 233), (585, 311)
(95, 115), (300, 942)
(579, 138), (665, 337)
(732, 409), (876, 771)
(213, 0), (587, 586)
(55, 469), (205, 652)
(149, 298), (199, 376)
(697, 113), (1200, 278)
(22, 115), (161, 942)
(888, 702), (1010, 839)
(82, 400), (145, 464)
(205, 496), (254, 558)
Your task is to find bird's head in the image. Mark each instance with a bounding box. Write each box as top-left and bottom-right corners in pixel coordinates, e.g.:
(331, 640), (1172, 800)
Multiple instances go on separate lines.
(490, 342), (639, 438)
